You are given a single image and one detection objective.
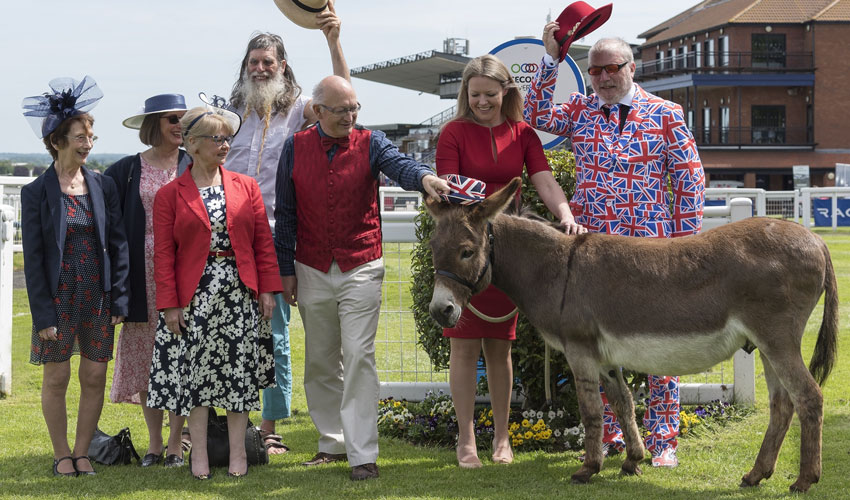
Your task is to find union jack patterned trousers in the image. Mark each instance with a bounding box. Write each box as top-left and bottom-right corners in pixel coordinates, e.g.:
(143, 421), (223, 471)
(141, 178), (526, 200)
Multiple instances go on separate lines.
(600, 375), (679, 455)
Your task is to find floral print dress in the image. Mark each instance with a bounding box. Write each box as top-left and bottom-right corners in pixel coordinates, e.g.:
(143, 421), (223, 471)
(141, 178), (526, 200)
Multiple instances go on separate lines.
(30, 193), (113, 364)
(146, 185), (274, 416)
(110, 157), (176, 403)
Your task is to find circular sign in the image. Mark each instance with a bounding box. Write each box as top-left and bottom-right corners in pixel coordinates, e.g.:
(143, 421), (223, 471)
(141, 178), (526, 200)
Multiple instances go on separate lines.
(490, 38), (585, 149)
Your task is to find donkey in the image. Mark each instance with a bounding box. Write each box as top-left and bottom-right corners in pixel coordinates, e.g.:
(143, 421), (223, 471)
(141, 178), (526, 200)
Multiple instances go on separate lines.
(426, 177), (837, 493)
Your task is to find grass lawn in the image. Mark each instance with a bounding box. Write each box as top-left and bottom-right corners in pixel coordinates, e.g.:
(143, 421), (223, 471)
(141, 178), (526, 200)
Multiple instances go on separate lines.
(1, 233), (849, 499)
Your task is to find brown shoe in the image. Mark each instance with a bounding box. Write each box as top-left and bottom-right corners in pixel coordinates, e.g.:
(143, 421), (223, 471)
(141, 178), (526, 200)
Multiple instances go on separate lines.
(302, 452), (347, 466)
(350, 463), (379, 480)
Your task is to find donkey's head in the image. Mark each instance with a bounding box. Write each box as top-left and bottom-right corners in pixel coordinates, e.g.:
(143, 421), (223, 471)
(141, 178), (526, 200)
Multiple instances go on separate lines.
(424, 177), (522, 328)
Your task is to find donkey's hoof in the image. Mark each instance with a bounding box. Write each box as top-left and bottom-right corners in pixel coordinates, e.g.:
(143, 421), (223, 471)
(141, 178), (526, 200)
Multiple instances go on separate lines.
(739, 474), (760, 488)
(789, 479), (813, 493)
(570, 470), (593, 484)
(620, 462), (641, 476)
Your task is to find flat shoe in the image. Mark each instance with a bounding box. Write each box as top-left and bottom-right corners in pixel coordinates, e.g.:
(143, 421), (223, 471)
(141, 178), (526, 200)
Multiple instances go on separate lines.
(164, 454), (185, 468)
(52, 456), (77, 477)
(72, 456), (96, 476)
(350, 463), (379, 480)
(140, 452), (163, 467)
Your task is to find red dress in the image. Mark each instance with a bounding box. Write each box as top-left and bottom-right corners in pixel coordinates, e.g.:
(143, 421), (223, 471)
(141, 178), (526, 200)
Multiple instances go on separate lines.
(435, 118), (550, 340)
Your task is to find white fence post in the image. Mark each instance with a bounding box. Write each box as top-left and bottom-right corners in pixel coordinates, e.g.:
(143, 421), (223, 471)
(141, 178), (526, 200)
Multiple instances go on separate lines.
(0, 205), (15, 396)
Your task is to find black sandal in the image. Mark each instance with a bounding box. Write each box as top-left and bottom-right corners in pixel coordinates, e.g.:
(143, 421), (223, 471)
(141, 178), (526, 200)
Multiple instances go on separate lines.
(72, 456), (96, 476)
(52, 456), (77, 477)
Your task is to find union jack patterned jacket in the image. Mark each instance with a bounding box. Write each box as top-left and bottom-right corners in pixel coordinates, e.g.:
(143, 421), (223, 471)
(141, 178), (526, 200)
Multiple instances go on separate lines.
(523, 59), (705, 238)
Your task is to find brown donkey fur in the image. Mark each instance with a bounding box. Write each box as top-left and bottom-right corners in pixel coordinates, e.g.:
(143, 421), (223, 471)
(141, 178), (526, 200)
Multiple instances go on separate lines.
(426, 177), (837, 493)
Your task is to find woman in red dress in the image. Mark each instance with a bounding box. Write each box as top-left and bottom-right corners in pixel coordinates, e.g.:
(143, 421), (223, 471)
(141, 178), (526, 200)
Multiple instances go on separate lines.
(436, 54), (585, 468)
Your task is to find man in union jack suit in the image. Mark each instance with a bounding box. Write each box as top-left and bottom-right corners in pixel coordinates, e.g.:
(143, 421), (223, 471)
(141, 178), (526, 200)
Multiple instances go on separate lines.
(523, 16), (705, 468)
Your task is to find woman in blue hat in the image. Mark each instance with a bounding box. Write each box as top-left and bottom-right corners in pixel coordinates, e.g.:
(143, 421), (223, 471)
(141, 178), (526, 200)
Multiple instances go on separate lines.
(21, 76), (130, 476)
(104, 94), (191, 468)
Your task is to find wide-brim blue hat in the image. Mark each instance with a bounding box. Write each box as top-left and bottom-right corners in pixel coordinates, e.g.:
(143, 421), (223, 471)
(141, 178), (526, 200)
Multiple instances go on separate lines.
(122, 93), (187, 129)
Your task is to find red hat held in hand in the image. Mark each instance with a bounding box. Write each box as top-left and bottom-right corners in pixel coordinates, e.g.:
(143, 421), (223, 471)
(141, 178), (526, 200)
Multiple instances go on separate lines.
(554, 1), (613, 61)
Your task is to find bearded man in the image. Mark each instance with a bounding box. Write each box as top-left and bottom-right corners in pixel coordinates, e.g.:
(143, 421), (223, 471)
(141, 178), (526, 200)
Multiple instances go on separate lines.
(224, 4), (348, 454)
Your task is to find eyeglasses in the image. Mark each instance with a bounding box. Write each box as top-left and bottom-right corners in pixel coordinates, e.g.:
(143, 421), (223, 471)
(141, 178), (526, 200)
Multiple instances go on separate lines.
(319, 103), (361, 116)
(587, 61), (629, 76)
(162, 115), (182, 124)
(66, 135), (98, 145)
(198, 135), (234, 146)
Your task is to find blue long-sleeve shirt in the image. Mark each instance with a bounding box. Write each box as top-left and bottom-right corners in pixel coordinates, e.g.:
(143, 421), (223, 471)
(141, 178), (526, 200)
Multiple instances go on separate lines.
(274, 123), (433, 276)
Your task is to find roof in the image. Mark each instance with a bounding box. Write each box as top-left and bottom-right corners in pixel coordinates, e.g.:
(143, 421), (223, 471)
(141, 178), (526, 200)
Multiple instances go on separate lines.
(350, 51), (470, 97)
(639, 0), (850, 46)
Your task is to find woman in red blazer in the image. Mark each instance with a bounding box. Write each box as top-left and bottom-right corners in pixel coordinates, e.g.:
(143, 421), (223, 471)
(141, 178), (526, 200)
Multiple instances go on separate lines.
(147, 106), (281, 479)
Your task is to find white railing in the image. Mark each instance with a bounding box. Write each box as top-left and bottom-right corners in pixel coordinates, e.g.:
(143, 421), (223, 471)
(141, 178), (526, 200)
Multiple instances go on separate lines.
(378, 193), (756, 405)
(797, 187), (850, 229)
(705, 187), (766, 216)
(0, 205), (15, 396)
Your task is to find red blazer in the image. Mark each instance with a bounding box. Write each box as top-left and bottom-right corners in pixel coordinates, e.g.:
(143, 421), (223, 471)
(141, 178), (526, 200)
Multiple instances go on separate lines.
(153, 165), (282, 310)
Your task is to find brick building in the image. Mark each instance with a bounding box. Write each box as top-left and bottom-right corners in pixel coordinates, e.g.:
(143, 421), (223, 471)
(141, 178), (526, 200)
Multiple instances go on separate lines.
(634, 0), (850, 189)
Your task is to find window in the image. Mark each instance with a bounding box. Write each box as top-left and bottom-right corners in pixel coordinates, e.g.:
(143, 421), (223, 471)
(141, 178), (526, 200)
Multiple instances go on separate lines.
(691, 42), (702, 68)
(718, 36), (729, 67)
(751, 105), (785, 144)
(752, 34), (786, 68)
(656, 51), (664, 71)
(720, 107), (730, 143)
(667, 48), (676, 69)
(687, 109), (695, 132)
(679, 46), (689, 68)
(702, 107), (711, 143)
(704, 39), (715, 67)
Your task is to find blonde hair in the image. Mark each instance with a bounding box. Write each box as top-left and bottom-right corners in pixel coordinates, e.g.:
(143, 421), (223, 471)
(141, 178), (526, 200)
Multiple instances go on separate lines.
(451, 54), (522, 125)
(180, 107), (234, 154)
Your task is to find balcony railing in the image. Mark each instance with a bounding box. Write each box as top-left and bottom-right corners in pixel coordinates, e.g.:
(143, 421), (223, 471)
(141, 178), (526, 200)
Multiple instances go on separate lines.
(635, 51), (813, 80)
(691, 126), (813, 147)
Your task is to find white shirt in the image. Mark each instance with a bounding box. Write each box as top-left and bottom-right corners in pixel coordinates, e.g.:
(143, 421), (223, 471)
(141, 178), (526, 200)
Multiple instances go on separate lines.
(224, 94), (310, 223)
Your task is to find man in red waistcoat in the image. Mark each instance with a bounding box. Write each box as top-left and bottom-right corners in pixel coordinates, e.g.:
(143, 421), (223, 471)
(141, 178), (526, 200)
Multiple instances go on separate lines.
(274, 75), (449, 481)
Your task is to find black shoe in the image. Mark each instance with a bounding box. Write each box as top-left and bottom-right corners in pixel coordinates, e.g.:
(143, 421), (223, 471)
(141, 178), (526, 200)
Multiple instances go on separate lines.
(189, 453), (212, 480)
(72, 456), (96, 476)
(52, 456), (77, 477)
(164, 454), (185, 468)
(140, 452), (163, 467)
(227, 467), (248, 478)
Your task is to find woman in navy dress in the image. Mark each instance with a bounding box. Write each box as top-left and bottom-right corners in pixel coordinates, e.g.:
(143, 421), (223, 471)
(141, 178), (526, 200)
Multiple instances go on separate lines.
(21, 76), (129, 476)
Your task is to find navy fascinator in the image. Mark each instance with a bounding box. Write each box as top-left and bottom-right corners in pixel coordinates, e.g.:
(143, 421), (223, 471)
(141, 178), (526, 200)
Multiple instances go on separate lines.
(22, 75), (103, 138)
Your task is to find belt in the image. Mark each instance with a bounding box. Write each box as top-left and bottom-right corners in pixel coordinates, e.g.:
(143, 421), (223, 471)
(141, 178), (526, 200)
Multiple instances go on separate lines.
(209, 250), (235, 257)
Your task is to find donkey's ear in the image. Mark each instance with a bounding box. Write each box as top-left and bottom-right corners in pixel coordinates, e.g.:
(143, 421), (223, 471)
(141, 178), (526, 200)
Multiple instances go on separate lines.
(424, 193), (450, 219)
(475, 177), (521, 221)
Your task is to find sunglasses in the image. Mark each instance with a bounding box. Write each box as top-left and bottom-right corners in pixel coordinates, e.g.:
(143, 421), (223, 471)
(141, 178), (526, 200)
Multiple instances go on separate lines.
(161, 115), (182, 124)
(587, 61), (629, 76)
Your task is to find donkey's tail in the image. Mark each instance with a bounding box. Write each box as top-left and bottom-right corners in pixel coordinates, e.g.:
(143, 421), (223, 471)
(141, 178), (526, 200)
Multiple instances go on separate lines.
(809, 241), (838, 386)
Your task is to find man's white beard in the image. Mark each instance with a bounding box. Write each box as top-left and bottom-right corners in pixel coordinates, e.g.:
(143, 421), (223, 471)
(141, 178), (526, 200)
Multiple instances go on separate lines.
(242, 69), (287, 115)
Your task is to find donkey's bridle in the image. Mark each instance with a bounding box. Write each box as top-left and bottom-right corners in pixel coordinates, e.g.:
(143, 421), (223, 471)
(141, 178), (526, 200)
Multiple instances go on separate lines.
(435, 222), (495, 294)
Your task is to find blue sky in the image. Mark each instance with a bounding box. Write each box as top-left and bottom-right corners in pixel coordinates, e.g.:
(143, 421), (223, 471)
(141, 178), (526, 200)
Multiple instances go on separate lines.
(2, 0), (699, 154)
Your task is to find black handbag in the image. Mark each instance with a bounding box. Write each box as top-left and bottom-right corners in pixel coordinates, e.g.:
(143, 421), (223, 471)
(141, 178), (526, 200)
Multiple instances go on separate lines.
(205, 408), (268, 467)
(88, 427), (141, 465)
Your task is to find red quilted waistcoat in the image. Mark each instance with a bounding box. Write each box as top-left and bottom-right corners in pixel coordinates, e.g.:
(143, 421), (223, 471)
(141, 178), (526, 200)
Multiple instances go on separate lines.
(292, 127), (382, 273)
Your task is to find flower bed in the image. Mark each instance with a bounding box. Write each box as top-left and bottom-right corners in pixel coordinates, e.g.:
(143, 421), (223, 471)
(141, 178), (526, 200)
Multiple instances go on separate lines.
(378, 391), (752, 453)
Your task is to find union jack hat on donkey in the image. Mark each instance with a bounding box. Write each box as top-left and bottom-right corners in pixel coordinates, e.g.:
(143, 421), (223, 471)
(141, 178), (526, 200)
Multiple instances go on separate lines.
(440, 175), (486, 205)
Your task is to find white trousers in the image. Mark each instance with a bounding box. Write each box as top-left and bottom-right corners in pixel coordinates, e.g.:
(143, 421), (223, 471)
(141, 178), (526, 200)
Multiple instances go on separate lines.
(296, 258), (383, 466)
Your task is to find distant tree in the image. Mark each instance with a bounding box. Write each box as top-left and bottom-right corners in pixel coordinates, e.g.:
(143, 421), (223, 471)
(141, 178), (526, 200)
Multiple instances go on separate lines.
(13, 166), (31, 176)
(32, 166), (47, 176)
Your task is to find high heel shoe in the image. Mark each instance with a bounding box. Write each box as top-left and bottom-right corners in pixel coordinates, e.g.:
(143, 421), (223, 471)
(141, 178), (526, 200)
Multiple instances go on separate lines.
(52, 456), (77, 477)
(189, 452), (213, 480)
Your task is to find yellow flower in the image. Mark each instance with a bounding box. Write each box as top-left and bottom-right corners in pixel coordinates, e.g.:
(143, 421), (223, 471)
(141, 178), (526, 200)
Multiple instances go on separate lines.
(485, 420), (492, 426)
(488, 409), (493, 417)
(524, 431), (533, 439)
(393, 401), (401, 407)
(510, 422), (520, 432)
(522, 419), (530, 427)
